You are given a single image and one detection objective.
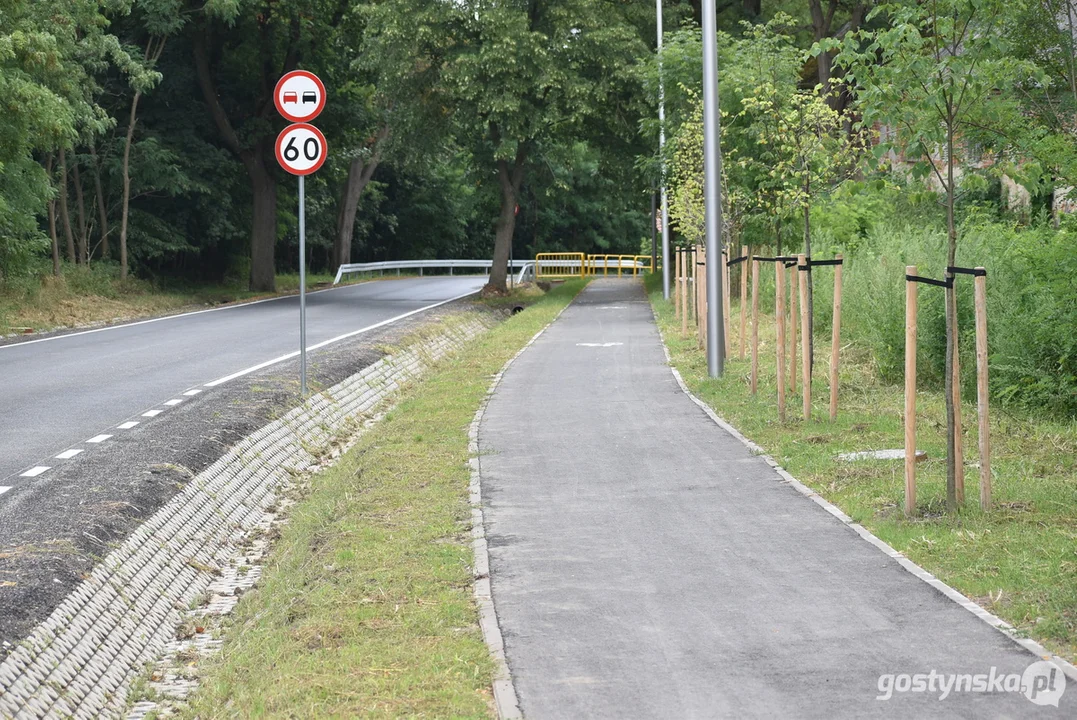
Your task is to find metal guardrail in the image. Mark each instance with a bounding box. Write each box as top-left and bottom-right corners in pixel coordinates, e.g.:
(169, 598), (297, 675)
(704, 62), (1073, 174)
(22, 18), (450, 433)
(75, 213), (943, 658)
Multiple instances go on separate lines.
(333, 256), (655, 285)
(585, 255), (654, 277)
(333, 259), (531, 285)
(535, 252), (588, 280)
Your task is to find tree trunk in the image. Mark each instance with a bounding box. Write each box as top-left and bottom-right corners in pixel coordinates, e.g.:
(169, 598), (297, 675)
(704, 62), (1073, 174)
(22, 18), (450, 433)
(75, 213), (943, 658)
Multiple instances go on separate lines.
(775, 217), (782, 256)
(333, 143), (384, 270)
(193, 32), (278, 293)
(487, 158), (523, 292)
(120, 90), (142, 281)
(72, 158), (88, 264)
(90, 144), (109, 259)
(58, 148), (76, 265)
(46, 154), (60, 276)
(743, 0), (761, 16)
(248, 147), (278, 292)
(944, 122), (959, 511)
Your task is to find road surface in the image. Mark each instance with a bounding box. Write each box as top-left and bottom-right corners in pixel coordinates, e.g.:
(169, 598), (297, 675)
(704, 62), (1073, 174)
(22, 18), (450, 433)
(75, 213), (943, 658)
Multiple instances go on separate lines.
(0, 276), (483, 489)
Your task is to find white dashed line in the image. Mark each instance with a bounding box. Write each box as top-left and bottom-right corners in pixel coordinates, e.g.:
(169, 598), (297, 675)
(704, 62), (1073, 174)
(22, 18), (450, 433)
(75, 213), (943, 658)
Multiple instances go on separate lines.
(86, 434), (112, 443)
(20, 466), (50, 478)
(183, 389), (202, 396)
(117, 421), (139, 429)
(55, 449), (83, 459)
(163, 398), (183, 406)
(142, 410), (162, 418)
(0, 487), (10, 496)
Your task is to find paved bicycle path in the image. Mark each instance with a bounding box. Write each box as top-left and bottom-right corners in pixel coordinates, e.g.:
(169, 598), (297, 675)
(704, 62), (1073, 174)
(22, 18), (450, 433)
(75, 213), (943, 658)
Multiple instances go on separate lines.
(477, 279), (1072, 719)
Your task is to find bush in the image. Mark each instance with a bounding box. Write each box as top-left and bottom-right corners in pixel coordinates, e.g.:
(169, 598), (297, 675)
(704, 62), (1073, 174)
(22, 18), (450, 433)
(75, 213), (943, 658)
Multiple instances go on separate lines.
(835, 195), (1077, 418)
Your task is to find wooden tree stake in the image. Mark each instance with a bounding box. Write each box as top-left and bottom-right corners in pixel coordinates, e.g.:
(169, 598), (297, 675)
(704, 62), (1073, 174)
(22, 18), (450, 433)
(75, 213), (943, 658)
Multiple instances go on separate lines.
(776, 261), (787, 422)
(799, 254), (811, 421)
(680, 249), (688, 339)
(952, 287), (965, 505)
(974, 270), (991, 510)
(789, 264), (797, 395)
(674, 249), (681, 320)
(829, 254), (843, 421)
(722, 250), (732, 356)
(905, 266), (918, 517)
(751, 258), (760, 395)
(739, 244), (748, 359)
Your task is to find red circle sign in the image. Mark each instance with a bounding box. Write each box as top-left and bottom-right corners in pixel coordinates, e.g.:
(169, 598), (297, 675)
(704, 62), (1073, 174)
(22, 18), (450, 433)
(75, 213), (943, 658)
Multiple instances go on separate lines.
(274, 70), (326, 123)
(275, 123), (328, 176)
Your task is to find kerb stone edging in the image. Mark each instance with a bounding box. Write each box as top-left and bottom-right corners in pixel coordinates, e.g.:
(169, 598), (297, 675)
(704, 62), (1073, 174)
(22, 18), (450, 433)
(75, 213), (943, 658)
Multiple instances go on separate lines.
(652, 314), (1077, 686)
(0, 315), (493, 720)
(468, 299), (579, 720)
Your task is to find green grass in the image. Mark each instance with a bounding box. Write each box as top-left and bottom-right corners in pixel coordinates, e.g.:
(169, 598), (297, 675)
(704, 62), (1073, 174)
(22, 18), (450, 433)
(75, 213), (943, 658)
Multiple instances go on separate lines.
(179, 279), (587, 719)
(647, 275), (1077, 664)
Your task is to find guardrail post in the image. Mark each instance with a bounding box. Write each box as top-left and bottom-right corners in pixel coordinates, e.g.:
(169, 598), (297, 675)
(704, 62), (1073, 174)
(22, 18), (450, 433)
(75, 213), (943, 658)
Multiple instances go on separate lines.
(905, 265), (918, 517)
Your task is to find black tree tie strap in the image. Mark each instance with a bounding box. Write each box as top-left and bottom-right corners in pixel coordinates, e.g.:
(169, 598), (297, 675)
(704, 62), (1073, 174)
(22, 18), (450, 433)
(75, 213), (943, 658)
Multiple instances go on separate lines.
(810, 258), (844, 267)
(947, 266), (987, 277)
(906, 274), (953, 288)
(726, 256), (747, 267)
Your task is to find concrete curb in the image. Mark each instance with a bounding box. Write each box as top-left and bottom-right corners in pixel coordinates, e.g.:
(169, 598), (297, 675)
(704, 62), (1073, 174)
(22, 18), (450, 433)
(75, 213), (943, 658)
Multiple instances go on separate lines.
(652, 313), (1077, 686)
(468, 300), (579, 720)
(0, 316), (493, 719)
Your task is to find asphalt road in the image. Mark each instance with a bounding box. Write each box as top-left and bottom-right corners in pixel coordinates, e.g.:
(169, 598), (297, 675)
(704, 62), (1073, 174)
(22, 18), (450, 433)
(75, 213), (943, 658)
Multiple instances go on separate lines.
(478, 280), (1072, 718)
(0, 276), (483, 488)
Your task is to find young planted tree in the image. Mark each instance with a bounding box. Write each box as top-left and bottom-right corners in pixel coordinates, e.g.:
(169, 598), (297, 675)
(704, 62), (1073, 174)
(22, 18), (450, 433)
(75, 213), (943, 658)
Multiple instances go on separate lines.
(742, 87), (862, 367)
(831, 0), (1040, 510)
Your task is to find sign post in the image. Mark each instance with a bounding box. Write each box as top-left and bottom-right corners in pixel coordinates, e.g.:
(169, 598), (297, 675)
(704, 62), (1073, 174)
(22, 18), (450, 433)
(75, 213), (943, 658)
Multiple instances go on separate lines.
(274, 71), (327, 396)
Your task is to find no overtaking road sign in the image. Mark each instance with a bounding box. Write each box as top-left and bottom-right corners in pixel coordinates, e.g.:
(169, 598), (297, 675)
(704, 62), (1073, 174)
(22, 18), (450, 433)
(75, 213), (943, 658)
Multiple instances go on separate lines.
(274, 70), (326, 123)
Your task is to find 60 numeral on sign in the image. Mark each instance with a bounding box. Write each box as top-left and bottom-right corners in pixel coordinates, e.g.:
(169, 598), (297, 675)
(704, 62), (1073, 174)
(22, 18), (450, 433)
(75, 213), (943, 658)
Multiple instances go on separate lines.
(275, 123), (327, 176)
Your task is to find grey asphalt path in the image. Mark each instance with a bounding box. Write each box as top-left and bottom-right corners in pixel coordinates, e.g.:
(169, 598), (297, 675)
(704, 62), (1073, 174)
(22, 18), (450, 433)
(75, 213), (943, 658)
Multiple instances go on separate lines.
(0, 276), (482, 484)
(477, 279), (1073, 719)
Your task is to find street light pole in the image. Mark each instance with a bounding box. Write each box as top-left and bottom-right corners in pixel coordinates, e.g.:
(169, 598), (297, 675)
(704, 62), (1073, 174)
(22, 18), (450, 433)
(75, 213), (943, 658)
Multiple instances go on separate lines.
(658, 0), (671, 300)
(701, 0), (725, 377)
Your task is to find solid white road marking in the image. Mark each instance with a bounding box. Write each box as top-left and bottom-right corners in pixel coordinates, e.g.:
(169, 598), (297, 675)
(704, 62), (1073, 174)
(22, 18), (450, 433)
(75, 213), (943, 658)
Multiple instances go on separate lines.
(0, 487), (10, 496)
(142, 410), (162, 417)
(20, 466), (50, 478)
(0, 277), (358, 351)
(163, 399), (183, 406)
(576, 342), (623, 347)
(55, 449), (83, 460)
(117, 421), (139, 429)
(183, 389), (202, 396)
(86, 434), (112, 443)
(204, 288), (481, 387)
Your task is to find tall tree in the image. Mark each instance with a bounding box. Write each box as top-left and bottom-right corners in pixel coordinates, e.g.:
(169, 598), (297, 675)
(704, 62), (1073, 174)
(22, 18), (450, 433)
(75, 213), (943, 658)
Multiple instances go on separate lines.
(439, 0), (647, 293)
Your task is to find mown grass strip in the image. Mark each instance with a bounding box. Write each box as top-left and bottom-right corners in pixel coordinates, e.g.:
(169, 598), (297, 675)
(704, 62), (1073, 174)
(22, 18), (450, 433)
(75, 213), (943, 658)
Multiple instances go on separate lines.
(181, 280), (586, 719)
(646, 274), (1077, 665)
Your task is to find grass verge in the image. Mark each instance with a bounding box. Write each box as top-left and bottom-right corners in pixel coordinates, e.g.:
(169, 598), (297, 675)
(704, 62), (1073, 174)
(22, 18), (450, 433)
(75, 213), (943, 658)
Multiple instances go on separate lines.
(180, 279), (587, 718)
(645, 273), (1077, 664)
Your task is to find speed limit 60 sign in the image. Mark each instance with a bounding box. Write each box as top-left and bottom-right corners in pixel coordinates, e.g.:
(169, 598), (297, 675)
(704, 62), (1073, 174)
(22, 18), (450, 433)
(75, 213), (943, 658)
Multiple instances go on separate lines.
(275, 123), (328, 176)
